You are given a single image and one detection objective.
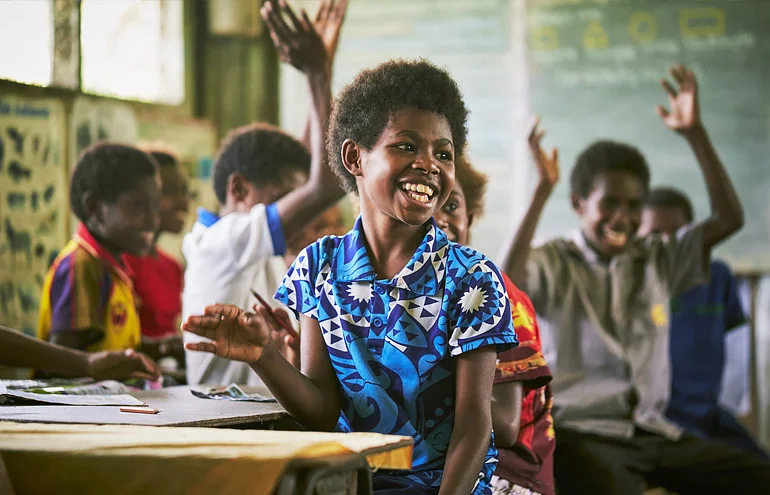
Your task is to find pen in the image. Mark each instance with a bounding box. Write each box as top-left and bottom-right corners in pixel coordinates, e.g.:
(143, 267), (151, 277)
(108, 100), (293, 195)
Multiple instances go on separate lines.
(250, 289), (300, 340)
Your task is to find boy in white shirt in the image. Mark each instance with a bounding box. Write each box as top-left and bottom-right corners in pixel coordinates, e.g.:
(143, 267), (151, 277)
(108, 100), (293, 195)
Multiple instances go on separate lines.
(183, 0), (346, 385)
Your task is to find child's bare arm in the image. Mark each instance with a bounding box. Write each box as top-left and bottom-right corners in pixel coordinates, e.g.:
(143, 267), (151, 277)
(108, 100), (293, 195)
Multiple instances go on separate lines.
(656, 65), (744, 256)
(261, 0), (345, 245)
(491, 381), (523, 449)
(183, 305), (341, 431)
(1, 325), (159, 380)
(300, 0), (349, 149)
(440, 346), (497, 495)
(498, 118), (560, 287)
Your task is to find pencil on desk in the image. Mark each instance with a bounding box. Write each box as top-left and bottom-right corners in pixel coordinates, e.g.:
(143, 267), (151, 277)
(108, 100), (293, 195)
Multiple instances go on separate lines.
(251, 289), (300, 340)
(120, 407), (160, 414)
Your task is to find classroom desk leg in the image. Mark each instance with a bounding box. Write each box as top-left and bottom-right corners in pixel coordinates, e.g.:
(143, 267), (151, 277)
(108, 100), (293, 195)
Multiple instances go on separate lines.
(273, 457), (373, 495)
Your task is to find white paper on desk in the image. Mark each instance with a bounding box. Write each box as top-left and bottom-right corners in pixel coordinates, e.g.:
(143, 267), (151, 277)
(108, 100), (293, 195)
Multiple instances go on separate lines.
(0, 386), (145, 406)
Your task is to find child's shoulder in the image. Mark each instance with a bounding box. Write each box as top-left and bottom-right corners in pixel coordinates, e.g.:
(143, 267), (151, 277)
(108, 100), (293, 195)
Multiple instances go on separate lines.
(443, 241), (505, 284)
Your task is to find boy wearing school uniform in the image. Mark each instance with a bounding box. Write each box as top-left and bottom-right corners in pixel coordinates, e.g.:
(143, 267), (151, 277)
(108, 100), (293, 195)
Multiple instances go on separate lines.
(182, 3), (346, 385)
(38, 143), (161, 353)
(639, 187), (767, 458)
(501, 66), (770, 494)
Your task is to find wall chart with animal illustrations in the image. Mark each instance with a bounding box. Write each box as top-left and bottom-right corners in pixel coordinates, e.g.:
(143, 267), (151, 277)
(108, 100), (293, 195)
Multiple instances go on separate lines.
(0, 96), (68, 335)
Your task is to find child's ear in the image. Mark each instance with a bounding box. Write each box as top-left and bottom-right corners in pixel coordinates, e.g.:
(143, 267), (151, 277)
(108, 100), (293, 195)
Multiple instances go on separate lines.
(81, 192), (104, 225)
(341, 139), (363, 177)
(467, 213), (475, 229)
(228, 173), (249, 202)
(570, 194), (584, 214)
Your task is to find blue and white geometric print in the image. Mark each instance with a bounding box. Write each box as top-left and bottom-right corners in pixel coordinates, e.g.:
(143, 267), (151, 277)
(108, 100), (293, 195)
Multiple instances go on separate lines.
(274, 217), (518, 494)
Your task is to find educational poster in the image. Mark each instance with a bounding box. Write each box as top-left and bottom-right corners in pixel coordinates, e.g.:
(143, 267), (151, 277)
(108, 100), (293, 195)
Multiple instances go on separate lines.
(0, 96), (67, 335)
(69, 97), (138, 170)
(136, 112), (218, 262)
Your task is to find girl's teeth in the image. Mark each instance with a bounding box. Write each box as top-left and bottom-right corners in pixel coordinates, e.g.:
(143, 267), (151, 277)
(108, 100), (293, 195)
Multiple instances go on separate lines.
(406, 191), (430, 204)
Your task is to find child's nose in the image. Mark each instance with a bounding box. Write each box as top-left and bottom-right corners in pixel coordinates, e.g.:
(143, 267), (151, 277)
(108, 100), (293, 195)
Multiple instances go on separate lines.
(412, 153), (440, 175)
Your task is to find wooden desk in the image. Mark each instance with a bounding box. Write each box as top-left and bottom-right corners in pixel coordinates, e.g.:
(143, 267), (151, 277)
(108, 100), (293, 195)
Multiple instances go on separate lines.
(0, 385), (288, 428)
(0, 423), (413, 495)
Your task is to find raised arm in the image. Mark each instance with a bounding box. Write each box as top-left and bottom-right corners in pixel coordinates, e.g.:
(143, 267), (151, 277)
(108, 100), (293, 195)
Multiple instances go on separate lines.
(300, 0), (349, 149)
(183, 304), (341, 431)
(498, 118), (560, 287)
(656, 65), (744, 256)
(261, 0), (346, 245)
(0, 325), (160, 380)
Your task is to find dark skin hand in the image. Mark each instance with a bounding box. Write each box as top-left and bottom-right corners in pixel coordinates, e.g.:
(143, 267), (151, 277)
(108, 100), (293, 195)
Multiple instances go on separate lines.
(1, 325), (160, 380)
(655, 65), (744, 260)
(255, 0), (345, 247)
(182, 304), (342, 431)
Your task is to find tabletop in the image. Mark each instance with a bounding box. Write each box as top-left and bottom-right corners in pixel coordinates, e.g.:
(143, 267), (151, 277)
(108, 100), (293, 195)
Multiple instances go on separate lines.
(0, 385), (289, 427)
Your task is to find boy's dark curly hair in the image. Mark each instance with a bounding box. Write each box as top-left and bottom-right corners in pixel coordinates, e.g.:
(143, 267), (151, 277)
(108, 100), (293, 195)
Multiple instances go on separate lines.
(70, 142), (158, 223)
(328, 59), (469, 193)
(213, 122), (310, 204)
(645, 186), (693, 222)
(455, 154), (488, 220)
(570, 140), (650, 198)
(139, 143), (179, 169)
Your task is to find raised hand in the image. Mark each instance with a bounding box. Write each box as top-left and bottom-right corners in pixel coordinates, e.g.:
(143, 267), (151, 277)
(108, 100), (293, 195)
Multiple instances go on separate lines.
(656, 65), (702, 133)
(261, 0), (327, 75)
(87, 349), (161, 381)
(527, 116), (559, 189)
(182, 304), (273, 365)
(313, 0), (349, 67)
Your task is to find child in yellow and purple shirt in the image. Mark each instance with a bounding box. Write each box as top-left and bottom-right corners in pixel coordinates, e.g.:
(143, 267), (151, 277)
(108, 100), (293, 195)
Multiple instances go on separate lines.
(38, 142), (161, 353)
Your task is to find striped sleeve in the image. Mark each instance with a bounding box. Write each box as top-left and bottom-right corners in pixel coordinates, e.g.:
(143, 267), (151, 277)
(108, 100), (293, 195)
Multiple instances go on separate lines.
(48, 249), (110, 333)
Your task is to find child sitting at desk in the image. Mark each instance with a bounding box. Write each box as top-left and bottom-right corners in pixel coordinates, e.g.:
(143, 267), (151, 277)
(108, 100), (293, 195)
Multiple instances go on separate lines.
(38, 142), (161, 354)
(638, 186), (767, 459)
(500, 66), (770, 494)
(183, 58), (519, 494)
(435, 157), (556, 495)
(181, 0), (346, 386)
(124, 146), (190, 365)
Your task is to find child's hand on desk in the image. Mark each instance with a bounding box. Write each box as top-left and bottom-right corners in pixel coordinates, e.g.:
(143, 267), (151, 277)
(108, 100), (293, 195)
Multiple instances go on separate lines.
(527, 116), (559, 191)
(261, 0), (328, 76)
(182, 304), (276, 365)
(656, 65), (702, 135)
(88, 349), (161, 381)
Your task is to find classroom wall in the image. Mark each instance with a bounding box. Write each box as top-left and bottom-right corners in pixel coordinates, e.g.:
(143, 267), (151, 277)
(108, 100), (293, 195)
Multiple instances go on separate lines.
(0, 0), (280, 338)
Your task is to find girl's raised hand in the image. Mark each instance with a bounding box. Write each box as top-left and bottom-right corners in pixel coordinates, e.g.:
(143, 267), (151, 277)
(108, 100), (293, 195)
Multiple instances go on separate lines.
(527, 116), (559, 189)
(182, 304), (272, 365)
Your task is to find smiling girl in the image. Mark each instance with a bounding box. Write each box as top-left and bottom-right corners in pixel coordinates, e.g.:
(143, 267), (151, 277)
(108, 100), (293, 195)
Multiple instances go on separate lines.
(183, 59), (518, 494)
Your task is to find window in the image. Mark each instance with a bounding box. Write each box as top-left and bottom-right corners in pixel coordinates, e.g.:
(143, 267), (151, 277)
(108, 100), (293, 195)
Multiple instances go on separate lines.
(80, 0), (185, 104)
(0, 0), (54, 87)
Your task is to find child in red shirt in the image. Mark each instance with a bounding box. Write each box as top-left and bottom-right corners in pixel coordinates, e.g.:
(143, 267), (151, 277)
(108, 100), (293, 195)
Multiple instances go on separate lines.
(435, 156), (555, 495)
(124, 148), (190, 362)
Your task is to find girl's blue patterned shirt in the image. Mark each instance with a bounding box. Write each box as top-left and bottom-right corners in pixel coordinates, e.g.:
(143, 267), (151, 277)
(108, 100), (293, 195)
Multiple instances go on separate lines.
(275, 217), (518, 494)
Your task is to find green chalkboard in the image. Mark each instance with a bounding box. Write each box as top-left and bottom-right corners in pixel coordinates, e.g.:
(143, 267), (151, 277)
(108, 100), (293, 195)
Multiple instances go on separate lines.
(526, 0), (770, 271)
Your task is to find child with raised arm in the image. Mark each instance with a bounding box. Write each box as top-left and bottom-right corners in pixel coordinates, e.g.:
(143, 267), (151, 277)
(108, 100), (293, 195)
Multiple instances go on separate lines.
(639, 187), (766, 458)
(436, 157), (555, 495)
(184, 59), (519, 494)
(182, 0), (346, 385)
(500, 66), (770, 494)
